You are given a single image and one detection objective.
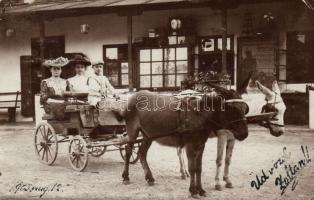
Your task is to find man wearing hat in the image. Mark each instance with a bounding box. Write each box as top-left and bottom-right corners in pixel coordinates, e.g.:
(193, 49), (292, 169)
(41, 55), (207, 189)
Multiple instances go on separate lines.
(88, 61), (117, 99)
(67, 54), (91, 93)
(40, 56), (70, 118)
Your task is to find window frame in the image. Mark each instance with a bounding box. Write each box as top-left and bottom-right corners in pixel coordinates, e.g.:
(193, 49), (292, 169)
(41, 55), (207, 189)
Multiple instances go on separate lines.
(137, 45), (192, 90)
(103, 44), (129, 88)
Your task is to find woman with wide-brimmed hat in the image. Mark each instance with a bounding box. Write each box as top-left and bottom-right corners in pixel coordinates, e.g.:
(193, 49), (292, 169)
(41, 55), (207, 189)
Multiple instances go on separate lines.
(67, 54), (91, 92)
(40, 56), (70, 118)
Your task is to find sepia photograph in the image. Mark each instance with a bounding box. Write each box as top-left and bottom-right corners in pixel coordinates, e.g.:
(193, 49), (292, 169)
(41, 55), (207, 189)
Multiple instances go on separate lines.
(0, 0), (314, 199)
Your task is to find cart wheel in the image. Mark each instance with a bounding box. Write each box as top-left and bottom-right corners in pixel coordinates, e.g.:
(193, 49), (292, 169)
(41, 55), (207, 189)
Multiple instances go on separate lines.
(34, 122), (58, 165)
(68, 135), (89, 172)
(90, 146), (107, 157)
(120, 142), (140, 164)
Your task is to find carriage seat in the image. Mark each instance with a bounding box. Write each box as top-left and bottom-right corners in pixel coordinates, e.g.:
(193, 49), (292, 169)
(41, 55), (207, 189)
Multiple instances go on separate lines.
(42, 113), (55, 120)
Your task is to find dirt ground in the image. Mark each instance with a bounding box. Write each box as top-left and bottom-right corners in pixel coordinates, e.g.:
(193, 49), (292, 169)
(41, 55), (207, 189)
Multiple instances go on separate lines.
(0, 123), (313, 200)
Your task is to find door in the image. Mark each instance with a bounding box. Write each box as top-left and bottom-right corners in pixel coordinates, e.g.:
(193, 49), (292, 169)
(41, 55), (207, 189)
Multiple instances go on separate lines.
(20, 56), (35, 117)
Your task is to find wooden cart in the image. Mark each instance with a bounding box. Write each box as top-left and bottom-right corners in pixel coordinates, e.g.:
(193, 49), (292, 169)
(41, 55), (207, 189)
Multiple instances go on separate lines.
(34, 94), (142, 172)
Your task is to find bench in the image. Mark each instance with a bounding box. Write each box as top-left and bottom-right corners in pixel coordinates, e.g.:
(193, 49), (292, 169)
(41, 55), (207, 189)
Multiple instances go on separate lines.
(0, 91), (21, 122)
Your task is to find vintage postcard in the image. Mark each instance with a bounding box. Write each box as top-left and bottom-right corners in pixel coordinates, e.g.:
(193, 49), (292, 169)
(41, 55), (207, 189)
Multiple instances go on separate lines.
(0, 0), (313, 199)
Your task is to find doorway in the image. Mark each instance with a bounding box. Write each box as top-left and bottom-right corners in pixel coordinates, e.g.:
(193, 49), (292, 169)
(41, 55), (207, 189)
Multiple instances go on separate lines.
(20, 36), (65, 117)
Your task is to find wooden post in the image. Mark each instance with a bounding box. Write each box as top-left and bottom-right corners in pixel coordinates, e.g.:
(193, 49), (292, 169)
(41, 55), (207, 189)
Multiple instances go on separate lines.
(221, 8), (227, 74)
(127, 15), (133, 92)
(39, 21), (45, 60)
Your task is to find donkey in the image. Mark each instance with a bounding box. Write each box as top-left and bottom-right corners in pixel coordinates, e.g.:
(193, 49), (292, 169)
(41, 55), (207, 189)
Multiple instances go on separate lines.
(116, 90), (249, 197)
(177, 79), (287, 191)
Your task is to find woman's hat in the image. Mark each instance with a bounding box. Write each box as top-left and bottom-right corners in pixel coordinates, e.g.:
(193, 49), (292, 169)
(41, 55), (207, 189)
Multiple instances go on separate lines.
(92, 61), (104, 67)
(70, 54), (91, 66)
(43, 57), (69, 68)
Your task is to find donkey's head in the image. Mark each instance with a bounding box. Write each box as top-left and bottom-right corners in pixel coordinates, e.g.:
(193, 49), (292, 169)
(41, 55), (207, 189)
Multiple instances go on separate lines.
(256, 80), (286, 137)
(208, 84), (249, 141)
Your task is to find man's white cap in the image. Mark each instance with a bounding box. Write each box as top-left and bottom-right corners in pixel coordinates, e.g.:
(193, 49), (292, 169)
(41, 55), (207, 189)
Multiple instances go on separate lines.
(92, 61), (104, 66)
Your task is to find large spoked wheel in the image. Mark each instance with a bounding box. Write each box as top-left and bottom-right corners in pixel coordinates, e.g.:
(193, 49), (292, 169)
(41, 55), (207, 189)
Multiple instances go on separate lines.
(68, 135), (89, 172)
(34, 122), (58, 165)
(119, 142), (141, 164)
(90, 146), (107, 157)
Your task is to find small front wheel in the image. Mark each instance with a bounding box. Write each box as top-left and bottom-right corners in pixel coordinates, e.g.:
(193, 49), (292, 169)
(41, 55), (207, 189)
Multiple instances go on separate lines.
(68, 135), (89, 172)
(90, 146), (107, 157)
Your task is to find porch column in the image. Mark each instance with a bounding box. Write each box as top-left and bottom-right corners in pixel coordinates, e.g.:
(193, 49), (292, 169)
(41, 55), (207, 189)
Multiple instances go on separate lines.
(39, 21), (45, 60)
(221, 8), (227, 74)
(127, 15), (133, 92)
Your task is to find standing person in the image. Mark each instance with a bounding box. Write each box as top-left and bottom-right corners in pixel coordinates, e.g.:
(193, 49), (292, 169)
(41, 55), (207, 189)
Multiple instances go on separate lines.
(67, 54), (91, 93)
(40, 56), (70, 118)
(88, 61), (117, 98)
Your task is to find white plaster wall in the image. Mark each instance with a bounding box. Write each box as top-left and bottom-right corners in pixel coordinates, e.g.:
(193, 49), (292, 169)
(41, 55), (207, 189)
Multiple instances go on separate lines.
(0, 2), (313, 121)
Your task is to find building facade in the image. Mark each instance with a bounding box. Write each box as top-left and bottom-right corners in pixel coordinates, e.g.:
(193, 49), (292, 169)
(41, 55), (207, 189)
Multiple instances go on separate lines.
(0, 0), (313, 122)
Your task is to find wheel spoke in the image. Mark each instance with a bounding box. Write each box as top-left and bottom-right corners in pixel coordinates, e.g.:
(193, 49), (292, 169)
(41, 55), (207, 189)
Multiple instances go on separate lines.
(47, 146), (53, 159)
(47, 134), (53, 142)
(41, 147), (46, 160)
(45, 146), (49, 162)
(38, 145), (44, 154)
(70, 154), (77, 163)
(76, 155), (80, 168)
(43, 126), (47, 140)
(39, 127), (45, 139)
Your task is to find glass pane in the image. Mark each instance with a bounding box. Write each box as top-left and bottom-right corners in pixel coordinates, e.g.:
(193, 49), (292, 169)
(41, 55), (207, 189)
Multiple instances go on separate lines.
(164, 48), (175, 61)
(106, 62), (119, 77)
(152, 75), (163, 88)
(140, 63), (151, 75)
(108, 75), (119, 86)
(152, 62), (163, 74)
(121, 62), (128, 73)
(165, 75), (175, 87)
(121, 74), (129, 85)
(140, 49), (151, 62)
(164, 62), (175, 73)
(152, 49), (163, 61)
(106, 48), (118, 60)
(217, 38), (231, 50)
(176, 61), (188, 73)
(140, 75), (151, 88)
(176, 74), (187, 87)
(176, 47), (188, 60)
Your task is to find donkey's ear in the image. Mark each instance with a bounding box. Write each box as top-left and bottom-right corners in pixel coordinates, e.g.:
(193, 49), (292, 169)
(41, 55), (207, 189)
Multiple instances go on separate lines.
(256, 80), (272, 96)
(272, 80), (281, 94)
(237, 72), (252, 94)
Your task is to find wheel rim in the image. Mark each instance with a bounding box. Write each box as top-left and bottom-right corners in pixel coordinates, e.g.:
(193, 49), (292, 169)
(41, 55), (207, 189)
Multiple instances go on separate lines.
(90, 146), (107, 157)
(34, 122), (58, 165)
(120, 143), (140, 164)
(68, 136), (89, 172)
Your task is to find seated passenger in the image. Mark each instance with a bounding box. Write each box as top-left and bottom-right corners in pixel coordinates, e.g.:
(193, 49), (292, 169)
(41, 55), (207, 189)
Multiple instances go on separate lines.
(40, 57), (70, 119)
(67, 54), (91, 93)
(88, 61), (117, 97)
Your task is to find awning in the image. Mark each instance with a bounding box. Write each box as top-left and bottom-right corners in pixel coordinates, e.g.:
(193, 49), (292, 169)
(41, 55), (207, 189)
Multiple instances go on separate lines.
(2, 0), (297, 17)
(3, 0), (206, 15)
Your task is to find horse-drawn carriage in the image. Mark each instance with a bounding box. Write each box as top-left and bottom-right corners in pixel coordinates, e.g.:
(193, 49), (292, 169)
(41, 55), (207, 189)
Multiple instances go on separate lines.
(34, 92), (142, 171)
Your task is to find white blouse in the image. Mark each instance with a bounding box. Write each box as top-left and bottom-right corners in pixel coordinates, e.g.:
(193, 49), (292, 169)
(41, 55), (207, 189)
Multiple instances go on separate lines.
(67, 75), (89, 93)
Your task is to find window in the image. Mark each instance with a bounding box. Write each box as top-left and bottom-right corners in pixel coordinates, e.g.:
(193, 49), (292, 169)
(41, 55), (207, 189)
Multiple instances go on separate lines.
(103, 44), (128, 87)
(287, 31), (314, 83)
(198, 35), (235, 84)
(139, 47), (189, 89)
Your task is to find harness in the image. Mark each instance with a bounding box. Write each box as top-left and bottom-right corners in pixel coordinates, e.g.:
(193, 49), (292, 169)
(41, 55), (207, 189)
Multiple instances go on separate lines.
(262, 91), (285, 128)
(175, 96), (247, 132)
